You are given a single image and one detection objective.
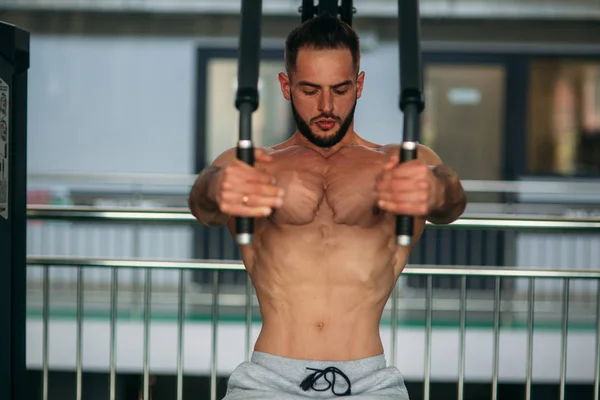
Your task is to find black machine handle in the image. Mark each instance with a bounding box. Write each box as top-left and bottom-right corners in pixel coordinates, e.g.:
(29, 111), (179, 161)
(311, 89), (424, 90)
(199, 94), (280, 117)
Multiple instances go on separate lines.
(235, 0), (263, 245)
(397, 0), (425, 247)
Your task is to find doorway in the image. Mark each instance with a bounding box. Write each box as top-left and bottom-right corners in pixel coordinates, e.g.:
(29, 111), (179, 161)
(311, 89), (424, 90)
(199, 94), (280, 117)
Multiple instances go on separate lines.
(423, 64), (506, 182)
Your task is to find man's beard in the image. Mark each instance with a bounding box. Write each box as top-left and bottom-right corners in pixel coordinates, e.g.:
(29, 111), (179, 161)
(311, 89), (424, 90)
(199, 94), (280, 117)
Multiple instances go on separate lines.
(290, 95), (357, 148)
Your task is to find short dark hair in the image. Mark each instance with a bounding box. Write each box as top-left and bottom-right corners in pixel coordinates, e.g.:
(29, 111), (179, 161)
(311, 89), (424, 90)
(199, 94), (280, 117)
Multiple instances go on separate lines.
(284, 13), (360, 76)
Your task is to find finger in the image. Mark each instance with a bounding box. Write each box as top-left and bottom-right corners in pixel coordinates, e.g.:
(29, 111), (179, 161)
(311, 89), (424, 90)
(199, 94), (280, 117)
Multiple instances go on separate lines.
(220, 203), (273, 218)
(382, 155), (399, 171)
(391, 162), (429, 179)
(375, 178), (394, 195)
(223, 163), (277, 186)
(376, 169), (394, 184)
(380, 190), (428, 204)
(377, 169), (424, 191)
(225, 181), (285, 198)
(384, 178), (430, 193)
(377, 200), (429, 216)
(255, 148), (274, 162)
(221, 190), (284, 209)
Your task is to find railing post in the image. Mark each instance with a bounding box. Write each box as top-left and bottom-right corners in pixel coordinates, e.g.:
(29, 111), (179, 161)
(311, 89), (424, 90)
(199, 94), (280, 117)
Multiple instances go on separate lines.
(0, 20), (30, 400)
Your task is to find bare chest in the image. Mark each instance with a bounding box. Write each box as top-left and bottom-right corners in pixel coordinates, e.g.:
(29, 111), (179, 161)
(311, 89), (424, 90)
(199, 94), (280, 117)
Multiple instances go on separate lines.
(262, 146), (390, 227)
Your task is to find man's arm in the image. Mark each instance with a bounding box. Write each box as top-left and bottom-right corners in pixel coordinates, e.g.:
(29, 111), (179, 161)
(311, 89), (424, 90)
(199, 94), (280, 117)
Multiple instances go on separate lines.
(417, 144), (467, 225)
(187, 148), (236, 227)
(188, 147), (282, 227)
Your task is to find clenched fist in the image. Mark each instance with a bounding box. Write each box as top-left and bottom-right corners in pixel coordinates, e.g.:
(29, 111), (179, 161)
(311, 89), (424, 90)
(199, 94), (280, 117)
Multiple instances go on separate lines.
(210, 149), (285, 218)
(375, 155), (444, 217)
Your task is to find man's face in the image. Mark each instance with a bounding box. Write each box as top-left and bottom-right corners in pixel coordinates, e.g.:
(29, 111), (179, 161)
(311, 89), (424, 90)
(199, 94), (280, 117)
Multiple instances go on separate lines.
(279, 47), (364, 148)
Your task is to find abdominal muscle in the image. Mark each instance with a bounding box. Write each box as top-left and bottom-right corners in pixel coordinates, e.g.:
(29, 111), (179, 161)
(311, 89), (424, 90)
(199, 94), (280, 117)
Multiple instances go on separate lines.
(242, 220), (409, 361)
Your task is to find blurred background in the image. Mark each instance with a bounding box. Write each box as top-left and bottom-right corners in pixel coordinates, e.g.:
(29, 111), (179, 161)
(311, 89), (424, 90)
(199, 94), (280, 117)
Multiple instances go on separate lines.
(2, 0), (600, 399)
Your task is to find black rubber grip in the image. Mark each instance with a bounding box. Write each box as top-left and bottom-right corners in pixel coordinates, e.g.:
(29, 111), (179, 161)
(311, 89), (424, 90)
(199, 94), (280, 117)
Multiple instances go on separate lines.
(400, 147), (417, 163)
(236, 215), (254, 239)
(396, 215), (414, 240)
(397, 0), (424, 246)
(340, 0), (354, 26)
(237, 145), (254, 168)
(301, 0), (316, 22)
(236, 111), (255, 243)
(398, 0), (423, 114)
(318, 0), (339, 18)
(236, 0), (262, 95)
(396, 142), (418, 244)
(235, 0), (262, 244)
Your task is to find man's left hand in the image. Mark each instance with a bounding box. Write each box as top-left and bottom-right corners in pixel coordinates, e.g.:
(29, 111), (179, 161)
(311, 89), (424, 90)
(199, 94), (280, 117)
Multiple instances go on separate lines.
(375, 155), (444, 217)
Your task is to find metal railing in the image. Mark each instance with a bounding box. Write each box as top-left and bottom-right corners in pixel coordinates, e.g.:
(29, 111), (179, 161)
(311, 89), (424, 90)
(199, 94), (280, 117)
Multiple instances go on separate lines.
(25, 204), (600, 228)
(26, 204), (600, 287)
(26, 257), (600, 400)
(24, 206), (600, 400)
(25, 172), (600, 195)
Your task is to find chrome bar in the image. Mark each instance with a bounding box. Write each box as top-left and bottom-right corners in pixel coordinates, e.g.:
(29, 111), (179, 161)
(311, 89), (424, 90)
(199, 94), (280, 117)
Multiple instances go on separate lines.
(76, 266), (83, 400)
(143, 269), (151, 400)
(390, 283), (399, 367)
(42, 265), (49, 400)
(211, 270), (219, 400)
(491, 276), (501, 400)
(26, 257), (245, 271)
(109, 267), (117, 400)
(595, 280), (600, 400)
(245, 274), (253, 362)
(559, 278), (570, 400)
(27, 206), (194, 224)
(25, 257), (600, 279)
(526, 278), (535, 400)
(25, 205), (600, 230)
(424, 275), (433, 400)
(24, 173), (600, 193)
(459, 179), (600, 195)
(27, 171), (197, 185)
(133, 224), (142, 316)
(458, 276), (467, 400)
(450, 215), (600, 230)
(177, 269), (185, 400)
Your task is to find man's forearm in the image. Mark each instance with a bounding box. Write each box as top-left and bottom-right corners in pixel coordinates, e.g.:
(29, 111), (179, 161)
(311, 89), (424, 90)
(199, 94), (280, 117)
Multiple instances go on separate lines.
(428, 165), (467, 225)
(188, 166), (229, 227)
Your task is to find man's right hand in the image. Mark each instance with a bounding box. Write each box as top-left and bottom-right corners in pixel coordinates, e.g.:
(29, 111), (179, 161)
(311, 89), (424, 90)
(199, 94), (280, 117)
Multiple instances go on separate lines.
(210, 149), (285, 218)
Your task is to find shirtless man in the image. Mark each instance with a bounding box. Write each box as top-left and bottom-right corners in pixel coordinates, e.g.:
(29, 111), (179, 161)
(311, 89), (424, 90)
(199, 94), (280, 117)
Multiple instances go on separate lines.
(188, 14), (466, 399)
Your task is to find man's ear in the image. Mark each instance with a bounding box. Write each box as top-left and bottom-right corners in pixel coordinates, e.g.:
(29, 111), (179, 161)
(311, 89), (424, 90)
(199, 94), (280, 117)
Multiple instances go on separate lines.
(356, 71), (365, 99)
(278, 72), (291, 101)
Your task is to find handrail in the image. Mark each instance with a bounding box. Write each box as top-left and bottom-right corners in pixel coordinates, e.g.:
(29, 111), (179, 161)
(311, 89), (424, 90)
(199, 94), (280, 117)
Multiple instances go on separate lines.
(27, 205), (192, 223)
(26, 205), (600, 230)
(25, 256), (600, 279)
(27, 172), (600, 195)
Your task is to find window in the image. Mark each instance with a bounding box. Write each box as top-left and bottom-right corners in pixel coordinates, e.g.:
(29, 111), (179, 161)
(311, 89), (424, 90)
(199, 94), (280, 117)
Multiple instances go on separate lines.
(527, 59), (600, 177)
(205, 58), (293, 164)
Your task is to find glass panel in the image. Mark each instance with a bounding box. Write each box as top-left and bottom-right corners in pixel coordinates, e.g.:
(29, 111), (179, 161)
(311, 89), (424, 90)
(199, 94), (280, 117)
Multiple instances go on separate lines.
(422, 64), (506, 182)
(205, 58), (293, 164)
(527, 59), (600, 177)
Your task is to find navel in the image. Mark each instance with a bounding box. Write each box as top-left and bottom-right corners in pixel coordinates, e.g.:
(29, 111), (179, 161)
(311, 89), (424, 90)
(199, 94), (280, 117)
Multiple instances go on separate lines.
(315, 321), (325, 331)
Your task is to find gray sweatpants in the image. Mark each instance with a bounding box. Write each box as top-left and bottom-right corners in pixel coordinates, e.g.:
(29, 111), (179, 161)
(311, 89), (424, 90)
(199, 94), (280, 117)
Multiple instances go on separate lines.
(222, 351), (411, 399)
